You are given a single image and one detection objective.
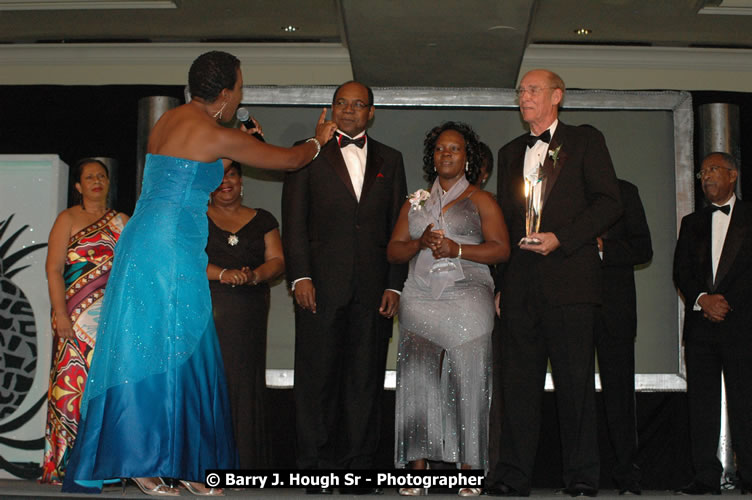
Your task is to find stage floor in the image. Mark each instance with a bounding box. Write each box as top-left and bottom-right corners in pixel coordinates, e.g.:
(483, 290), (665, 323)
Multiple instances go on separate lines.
(0, 479), (747, 499)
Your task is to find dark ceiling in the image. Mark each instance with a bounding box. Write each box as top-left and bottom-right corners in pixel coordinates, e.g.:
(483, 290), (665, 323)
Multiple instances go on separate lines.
(1, 0), (751, 86)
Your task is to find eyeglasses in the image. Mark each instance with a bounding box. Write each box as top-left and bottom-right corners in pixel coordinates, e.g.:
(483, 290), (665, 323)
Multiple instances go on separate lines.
(333, 99), (370, 110)
(696, 165), (735, 180)
(515, 86), (555, 97)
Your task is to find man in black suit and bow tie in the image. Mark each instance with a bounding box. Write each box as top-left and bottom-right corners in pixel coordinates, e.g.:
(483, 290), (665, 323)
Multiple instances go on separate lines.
(596, 179), (652, 495)
(673, 152), (752, 495)
(282, 81), (407, 493)
(487, 69), (622, 497)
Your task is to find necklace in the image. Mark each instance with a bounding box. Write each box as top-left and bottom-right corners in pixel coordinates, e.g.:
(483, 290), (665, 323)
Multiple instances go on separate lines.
(227, 233), (239, 246)
(81, 204), (108, 217)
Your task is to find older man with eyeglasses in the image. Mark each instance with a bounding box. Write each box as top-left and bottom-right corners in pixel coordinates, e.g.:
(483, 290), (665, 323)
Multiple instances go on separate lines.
(674, 152), (752, 495)
(486, 69), (623, 497)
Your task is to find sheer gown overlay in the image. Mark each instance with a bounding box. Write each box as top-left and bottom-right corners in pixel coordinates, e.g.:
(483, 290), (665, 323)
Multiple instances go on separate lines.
(62, 154), (237, 492)
(395, 197), (494, 470)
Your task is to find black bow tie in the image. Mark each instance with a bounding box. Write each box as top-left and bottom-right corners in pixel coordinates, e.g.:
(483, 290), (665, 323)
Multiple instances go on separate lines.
(710, 204), (731, 215)
(526, 129), (551, 148)
(338, 133), (366, 149)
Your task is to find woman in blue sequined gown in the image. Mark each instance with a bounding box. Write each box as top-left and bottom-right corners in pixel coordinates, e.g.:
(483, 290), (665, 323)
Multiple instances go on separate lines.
(387, 122), (509, 495)
(62, 51), (336, 496)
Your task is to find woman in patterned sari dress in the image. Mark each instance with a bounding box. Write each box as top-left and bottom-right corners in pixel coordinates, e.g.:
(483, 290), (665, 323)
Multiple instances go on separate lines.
(41, 159), (128, 484)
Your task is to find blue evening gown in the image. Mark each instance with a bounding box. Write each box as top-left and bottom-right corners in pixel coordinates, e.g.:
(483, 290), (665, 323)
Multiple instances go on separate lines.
(62, 154), (238, 492)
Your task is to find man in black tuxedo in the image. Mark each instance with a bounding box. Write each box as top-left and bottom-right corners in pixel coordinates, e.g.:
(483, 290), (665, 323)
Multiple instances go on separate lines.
(487, 69), (622, 497)
(673, 152), (752, 495)
(282, 81), (407, 494)
(596, 179), (652, 495)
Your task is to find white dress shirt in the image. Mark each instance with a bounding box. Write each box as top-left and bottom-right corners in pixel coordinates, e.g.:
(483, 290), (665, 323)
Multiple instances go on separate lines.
(523, 120), (559, 212)
(694, 193), (736, 310)
(711, 194), (735, 281)
(337, 129), (367, 201)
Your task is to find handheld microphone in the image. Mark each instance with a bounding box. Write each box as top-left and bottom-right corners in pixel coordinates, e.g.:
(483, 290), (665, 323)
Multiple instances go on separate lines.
(236, 108), (265, 142)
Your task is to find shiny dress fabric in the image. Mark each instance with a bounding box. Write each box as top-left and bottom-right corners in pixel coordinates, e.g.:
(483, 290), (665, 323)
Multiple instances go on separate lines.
(62, 154), (237, 492)
(206, 209), (278, 468)
(41, 210), (126, 484)
(395, 197), (494, 469)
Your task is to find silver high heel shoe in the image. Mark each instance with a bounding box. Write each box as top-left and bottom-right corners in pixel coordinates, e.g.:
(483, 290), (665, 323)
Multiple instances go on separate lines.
(130, 477), (180, 497)
(179, 479), (224, 496)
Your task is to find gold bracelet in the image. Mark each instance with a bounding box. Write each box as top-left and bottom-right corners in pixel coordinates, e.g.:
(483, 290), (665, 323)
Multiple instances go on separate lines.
(457, 243), (462, 259)
(218, 268), (227, 281)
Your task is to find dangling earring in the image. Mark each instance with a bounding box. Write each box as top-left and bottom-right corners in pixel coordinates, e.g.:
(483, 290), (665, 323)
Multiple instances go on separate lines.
(240, 186), (244, 198)
(212, 101), (228, 120)
(209, 193), (214, 205)
(465, 161), (469, 172)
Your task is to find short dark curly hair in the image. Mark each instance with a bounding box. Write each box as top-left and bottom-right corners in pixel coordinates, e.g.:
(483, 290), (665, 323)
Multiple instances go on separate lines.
(478, 141), (494, 177)
(422, 121), (482, 185)
(188, 51), (241, 102)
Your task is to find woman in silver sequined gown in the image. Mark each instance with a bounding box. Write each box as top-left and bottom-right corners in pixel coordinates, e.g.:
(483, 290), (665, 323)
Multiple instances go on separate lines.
(388, 122), (510, 491)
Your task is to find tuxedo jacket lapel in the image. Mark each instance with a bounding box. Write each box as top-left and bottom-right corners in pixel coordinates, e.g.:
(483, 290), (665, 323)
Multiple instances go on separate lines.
(360, 140), (383, 203)
(714, 204), (747, 290)
(697, 211), (713, 291)
(541, 129), (565, 207)
(323, 141), (357, 200)
(697, 211), (715, 292)
(511, 145), (526, 219)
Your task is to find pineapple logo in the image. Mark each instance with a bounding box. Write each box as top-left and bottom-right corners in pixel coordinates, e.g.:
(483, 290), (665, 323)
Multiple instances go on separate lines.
(0, 214), (47, 420)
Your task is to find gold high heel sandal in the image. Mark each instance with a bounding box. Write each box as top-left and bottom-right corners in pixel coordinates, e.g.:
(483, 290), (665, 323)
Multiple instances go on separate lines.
(131, 477), (180, 497)
(458, 487), (482, 496)
(179, 479), (224, 496)
(399, 460), (429, 496)
(399, 486), (428, 496)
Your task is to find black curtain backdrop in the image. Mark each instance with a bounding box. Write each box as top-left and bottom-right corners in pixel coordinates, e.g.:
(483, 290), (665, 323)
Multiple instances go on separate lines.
(265, 390), (695, 491)
(0, 85), (184, 214)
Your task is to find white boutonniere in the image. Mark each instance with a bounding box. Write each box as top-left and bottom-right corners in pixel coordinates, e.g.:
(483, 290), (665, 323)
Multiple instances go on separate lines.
(407, 189), (431, 210)
(548, 144), (563, 168)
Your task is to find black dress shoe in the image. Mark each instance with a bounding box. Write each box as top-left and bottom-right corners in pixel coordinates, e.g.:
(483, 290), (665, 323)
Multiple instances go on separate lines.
(675, 481), (721, 495)
(484, 482), (528, 497)
(618, 487), (642, 495)
(563, 482), (598, 497)
(340, 487), (383, 495)
(306, 487), (334, 494)
(618, 481), (642, 495)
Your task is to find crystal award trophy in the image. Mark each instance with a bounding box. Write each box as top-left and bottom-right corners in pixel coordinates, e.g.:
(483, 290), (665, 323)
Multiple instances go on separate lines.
(521, 170), (543, 245)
